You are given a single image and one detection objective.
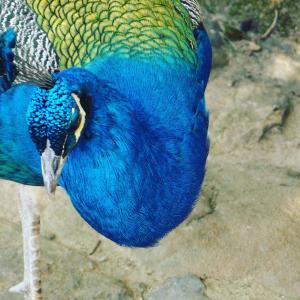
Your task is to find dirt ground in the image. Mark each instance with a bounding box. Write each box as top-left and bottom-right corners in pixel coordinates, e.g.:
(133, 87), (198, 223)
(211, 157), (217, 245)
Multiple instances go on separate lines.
(0, 5), (300, 300)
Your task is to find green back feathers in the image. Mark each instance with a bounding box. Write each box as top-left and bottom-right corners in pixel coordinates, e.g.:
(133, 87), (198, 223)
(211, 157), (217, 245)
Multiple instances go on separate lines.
(26, 0), (197, 68)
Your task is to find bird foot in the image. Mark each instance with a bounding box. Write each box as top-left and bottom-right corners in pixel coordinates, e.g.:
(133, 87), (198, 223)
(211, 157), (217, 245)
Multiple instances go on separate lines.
(9, 281), (28, 294)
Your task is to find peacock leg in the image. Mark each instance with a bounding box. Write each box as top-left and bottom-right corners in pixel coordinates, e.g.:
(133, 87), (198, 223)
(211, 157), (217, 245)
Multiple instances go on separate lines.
(9, 185), (48, 300)
(9, 186), (31, 298)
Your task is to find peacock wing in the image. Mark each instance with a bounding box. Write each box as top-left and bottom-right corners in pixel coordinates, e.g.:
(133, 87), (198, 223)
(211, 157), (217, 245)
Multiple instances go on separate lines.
(0, 0), (59, 86)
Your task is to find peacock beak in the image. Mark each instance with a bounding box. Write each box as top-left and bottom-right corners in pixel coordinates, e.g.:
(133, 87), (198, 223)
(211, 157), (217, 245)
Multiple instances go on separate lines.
(41, 140), (61, 194)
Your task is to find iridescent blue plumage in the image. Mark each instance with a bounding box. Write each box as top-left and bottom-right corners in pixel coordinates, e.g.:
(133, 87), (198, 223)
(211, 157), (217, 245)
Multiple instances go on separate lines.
(0, 30), (42, 185)
(0, 18), (212, 247)
(54, 27), (211, 247)
(0, 83), (43, 185)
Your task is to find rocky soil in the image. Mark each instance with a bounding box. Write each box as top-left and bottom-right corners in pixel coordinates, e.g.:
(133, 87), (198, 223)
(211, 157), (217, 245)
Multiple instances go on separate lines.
(0, 5), (300, 300)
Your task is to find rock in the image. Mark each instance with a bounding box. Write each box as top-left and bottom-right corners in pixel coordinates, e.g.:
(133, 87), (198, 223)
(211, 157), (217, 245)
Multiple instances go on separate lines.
(96, 256), (108, 263)
(145, 275), (208, 300)
(42, 232), (56, 241)
(248, 41), (262, 54)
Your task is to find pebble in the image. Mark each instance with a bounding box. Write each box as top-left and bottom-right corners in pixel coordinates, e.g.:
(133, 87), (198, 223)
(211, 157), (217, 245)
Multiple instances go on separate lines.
(248, 41), (262, 54)
(97, 256), (108, 263)
(43, 232), (56, 241)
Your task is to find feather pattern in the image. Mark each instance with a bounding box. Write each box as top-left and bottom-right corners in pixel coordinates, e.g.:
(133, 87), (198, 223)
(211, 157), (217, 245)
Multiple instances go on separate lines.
(0, 0), (59, 84)
(26, 0), (198, 68)
(0, 0), (203, 84)
(181, 0), (204, 29)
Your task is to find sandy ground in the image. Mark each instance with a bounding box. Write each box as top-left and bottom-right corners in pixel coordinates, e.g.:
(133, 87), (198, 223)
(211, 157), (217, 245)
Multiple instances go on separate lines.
(0, 14), (300, 300)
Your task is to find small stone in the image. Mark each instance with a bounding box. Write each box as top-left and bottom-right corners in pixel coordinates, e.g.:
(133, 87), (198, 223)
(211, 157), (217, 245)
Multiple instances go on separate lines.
(146, 270), (153, 276)
(228, 79), (238, 87)
(248, 41), (262, 54)
(145, 275), (208, 300)
(43, 232), (56, 241)
(97, 256), (108, 263)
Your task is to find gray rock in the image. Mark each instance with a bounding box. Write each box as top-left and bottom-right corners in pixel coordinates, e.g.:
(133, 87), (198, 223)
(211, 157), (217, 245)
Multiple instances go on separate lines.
(146, 275), (208, 300)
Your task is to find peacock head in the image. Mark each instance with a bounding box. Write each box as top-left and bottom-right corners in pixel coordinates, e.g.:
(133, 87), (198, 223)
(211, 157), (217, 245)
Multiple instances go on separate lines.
(27, 72), (88, 194)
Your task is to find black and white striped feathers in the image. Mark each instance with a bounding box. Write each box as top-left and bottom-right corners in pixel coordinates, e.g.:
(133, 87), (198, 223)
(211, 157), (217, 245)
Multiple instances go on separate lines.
(0, 0), (58, 87)
(181, 0), (204, 29)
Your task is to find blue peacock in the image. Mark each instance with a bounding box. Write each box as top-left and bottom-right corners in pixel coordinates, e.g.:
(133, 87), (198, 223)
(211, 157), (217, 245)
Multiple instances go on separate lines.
(0, 0), (212, 299)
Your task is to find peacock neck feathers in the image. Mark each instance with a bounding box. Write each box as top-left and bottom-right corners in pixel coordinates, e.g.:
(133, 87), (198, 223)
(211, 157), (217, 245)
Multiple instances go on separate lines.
(56, 55), (208, 246)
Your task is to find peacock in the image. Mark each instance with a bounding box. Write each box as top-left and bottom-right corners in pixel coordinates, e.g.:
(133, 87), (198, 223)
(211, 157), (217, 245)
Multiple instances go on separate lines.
(0, 0), (212, 299)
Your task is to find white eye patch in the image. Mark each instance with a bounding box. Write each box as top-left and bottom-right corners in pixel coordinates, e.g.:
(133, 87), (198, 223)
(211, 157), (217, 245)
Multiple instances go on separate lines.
(71, 93), (86, 142)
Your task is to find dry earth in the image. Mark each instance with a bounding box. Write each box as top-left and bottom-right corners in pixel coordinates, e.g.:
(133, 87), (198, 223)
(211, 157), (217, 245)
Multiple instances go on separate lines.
(0, 14), (300, 300)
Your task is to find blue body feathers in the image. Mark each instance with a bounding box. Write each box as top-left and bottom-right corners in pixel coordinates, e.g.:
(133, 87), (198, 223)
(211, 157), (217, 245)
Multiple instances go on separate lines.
(0, 26), (212, 247)
(0, 30), (43, 184)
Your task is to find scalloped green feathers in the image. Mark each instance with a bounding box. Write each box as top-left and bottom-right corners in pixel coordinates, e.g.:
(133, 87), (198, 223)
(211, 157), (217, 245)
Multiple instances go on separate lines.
(26, 0), (197, 69)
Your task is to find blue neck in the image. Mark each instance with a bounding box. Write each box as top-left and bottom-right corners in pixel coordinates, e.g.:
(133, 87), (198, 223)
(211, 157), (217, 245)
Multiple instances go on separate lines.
(59, 58), (208, 247)
(86, 56), (200, 129)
